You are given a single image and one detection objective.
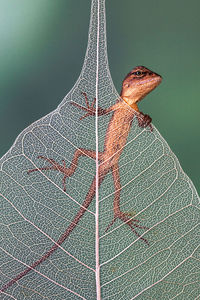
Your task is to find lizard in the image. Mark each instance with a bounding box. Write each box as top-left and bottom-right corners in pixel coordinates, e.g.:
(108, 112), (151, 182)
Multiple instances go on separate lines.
(1, 66), (162, 292)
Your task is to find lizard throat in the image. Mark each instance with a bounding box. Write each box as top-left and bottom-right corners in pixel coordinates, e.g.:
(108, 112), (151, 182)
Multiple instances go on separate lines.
(122, 97), (139, 112)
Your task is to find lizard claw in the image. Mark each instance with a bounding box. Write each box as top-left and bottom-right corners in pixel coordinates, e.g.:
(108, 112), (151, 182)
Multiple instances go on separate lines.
(105, 217), (117, 232)
(137, 112), (153, 131)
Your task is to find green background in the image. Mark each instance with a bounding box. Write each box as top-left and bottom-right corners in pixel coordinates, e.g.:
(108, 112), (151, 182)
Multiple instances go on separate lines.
(0, 0), (199, 194)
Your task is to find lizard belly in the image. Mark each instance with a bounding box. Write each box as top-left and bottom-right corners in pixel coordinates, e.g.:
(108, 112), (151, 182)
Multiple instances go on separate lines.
(103, 108), (134, 165)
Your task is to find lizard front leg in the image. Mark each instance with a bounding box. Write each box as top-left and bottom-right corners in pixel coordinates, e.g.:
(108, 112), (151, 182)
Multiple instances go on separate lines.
(106, 164), (149, 245)
(137, 112), (153, 131)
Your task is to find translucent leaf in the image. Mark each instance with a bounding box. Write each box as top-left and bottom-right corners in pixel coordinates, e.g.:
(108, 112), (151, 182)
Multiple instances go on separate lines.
(0, 0), (199, 299)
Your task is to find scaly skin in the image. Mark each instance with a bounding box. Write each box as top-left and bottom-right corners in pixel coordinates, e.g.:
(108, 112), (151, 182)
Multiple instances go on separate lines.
(1, 66), (162, 292)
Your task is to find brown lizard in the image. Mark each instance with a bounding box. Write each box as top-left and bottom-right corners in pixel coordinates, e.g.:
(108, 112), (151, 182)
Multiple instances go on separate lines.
(1, 66), (162, 292)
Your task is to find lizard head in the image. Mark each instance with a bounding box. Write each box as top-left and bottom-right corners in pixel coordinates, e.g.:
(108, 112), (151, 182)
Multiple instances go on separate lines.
(120, 66), (162, 106)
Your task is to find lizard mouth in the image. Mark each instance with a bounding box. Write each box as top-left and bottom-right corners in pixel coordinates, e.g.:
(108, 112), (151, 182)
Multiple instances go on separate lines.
(136, 75), (162, 86)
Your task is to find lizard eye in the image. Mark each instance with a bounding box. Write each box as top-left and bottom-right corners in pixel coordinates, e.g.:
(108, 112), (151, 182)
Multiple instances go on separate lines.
(124, 83), (129, 88)
(132, 71), (142, 76)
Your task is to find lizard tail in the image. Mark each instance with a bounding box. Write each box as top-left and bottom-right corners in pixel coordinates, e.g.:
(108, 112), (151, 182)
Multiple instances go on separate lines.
(1, 169), (109, 292)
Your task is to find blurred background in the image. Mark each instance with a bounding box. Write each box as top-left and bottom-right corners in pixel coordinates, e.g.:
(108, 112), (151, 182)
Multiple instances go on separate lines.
(0, 0), (199, 194)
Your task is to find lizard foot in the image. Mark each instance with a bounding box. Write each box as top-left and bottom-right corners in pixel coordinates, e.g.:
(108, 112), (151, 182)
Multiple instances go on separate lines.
(105, 211), (149, 245)
(71, 92), (106, 120)
(27, 156), (68, 192)
(71, 92), (96, 120)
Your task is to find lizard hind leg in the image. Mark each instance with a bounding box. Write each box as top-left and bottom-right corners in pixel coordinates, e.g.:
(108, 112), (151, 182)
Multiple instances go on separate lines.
(106, 164), (149, 245)
(27, 156), (61, 174)
(27, 150), (103, 192)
